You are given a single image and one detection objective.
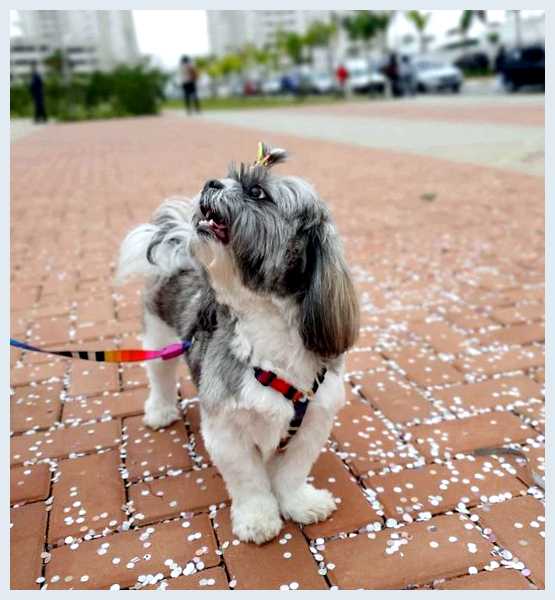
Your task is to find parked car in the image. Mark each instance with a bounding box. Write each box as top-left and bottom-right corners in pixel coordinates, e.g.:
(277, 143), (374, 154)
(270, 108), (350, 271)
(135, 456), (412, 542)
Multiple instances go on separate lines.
(455, 52), (490, 73)
(310, 71), (336, 94)
(346, 59), (387, 94)
(261, 76), (282, 95)
(501, 45), (544, 92)
(413, 59), (463, 93)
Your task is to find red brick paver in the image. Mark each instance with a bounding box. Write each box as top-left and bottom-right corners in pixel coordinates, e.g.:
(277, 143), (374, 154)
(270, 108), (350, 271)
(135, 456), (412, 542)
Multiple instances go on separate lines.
(10, 107), (544, 589)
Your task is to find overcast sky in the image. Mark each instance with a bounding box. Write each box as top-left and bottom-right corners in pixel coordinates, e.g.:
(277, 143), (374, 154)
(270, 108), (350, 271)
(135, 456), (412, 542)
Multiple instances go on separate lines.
(11, 10), (543, 70)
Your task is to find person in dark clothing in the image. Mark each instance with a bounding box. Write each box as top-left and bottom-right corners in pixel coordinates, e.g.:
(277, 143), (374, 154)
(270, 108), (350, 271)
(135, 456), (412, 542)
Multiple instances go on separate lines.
(180, 55), (201, 114)
(29, 63), (47, 123)
(385, 52), (402, 98)
(494, 45), (507, 74)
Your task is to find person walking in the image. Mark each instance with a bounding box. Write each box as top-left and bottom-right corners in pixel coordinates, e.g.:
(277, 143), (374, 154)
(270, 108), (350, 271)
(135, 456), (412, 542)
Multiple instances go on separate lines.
(385, 52), (402, 98)
(180, 55), (201, 114)
(336, 63), (349, 97)
(29, 62), (47, 123)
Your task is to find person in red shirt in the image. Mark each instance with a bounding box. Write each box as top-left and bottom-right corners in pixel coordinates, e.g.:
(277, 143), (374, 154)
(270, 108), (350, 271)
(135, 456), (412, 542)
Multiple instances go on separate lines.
(336, 64), (348, 97)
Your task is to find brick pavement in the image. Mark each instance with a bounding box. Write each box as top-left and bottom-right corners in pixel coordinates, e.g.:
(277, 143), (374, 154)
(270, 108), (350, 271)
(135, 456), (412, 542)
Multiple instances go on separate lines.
(10, 106), (544, 589)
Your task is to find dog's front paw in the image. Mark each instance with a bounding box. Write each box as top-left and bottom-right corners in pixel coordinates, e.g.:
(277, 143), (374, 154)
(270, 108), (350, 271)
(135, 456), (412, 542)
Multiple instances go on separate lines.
(231, 497), (283, 545)
(279, 484), (337, 525)
(143, 398), (180, 430)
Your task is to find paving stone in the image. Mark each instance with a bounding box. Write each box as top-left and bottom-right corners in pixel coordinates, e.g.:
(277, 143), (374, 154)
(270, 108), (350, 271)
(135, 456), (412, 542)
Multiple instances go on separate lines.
(346, 349), (388, 373)
(11, 420), (121, 465)
(129, 466), (229, 525)
(407, 413), (536, 460)
(121, 363), (148, 390)
(179, 376), (199, 400)
(139, 566), (229, 590)
(76, 297), (115, 323)
(409, 321), (468, 355)
(533, 369), (544, 384)
(332, 392), (416, 476)
(455, 346), (544, 376)
(48, 451), (126, 543)
(433, 376), (543, 413)
(45, 515), (219, 590)
(444, 308), (496, 330)
(10, 360), (67, 387)
(435, 568), (535, 589)
(214, 507), (327, 590)
(367, 456), (526, 518)
(384, 346), (465, 388)
(28, 315), (72, 346)
(513, 401), (545, 433)
(10, 502), (47, 589)
(303, 450), (381, 538)
(124, 415), (192, 481)
(353, 370), (434, 422)
(11, 463), (51, 505)
(69, 362), (120, 397)
(490, 304), (544, 326)
(10, 381), (63, 433)
(73, 318), (141, 343)
(475, 496), (544, 587)
(477, 323), (544, 347)
(321, 513), (494, 589)
(63, 388), (145, 423)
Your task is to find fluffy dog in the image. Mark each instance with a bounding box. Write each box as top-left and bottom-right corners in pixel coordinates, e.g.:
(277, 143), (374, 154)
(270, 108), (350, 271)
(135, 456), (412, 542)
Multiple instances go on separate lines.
(117, 145), (359, 544)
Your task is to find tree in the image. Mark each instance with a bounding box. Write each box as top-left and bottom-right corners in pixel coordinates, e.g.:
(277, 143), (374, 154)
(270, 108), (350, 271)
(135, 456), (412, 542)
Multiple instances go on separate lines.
(276, 30), (305, 65)
(406, 11), (430, 53)
(459, 10), (487, 42)
(342, 11), (391, 54)
(304, 20), (337, 69)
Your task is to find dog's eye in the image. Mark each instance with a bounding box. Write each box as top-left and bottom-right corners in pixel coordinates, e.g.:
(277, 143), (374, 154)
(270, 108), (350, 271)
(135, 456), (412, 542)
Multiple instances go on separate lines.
(249, 185), (266, 200)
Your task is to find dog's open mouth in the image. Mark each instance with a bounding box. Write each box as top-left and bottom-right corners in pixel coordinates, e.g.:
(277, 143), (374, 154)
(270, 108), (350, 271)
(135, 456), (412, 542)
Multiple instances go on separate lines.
(198, 205), (229, 244)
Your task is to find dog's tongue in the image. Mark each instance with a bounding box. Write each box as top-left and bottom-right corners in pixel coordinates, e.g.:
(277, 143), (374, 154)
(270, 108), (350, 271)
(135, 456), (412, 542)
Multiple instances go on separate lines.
(211, 221), (229, 244)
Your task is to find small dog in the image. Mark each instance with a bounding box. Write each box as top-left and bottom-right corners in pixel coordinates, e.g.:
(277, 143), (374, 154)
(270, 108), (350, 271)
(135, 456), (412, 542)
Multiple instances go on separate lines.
(117, 144), (359, 544)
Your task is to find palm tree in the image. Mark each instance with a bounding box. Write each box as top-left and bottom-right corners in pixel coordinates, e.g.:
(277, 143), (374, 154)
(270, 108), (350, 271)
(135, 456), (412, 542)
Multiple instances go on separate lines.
(459, 10), (487, 43)
(406, 11), (430, 53)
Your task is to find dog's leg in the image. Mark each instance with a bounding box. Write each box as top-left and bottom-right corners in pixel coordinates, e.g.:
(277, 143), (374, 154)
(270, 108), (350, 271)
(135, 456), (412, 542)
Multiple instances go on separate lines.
(268, 379), (344, 525)
(201, 410), (283, 544)
(142, 310), (181, 429)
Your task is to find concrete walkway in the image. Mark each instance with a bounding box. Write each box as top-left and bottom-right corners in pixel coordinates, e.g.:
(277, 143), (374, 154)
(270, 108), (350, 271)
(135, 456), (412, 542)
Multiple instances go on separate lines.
(193, 95), (543, 176)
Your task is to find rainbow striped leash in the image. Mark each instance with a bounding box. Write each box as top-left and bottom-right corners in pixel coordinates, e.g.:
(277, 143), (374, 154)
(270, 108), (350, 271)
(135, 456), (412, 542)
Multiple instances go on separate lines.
(10, 338), (191, 363)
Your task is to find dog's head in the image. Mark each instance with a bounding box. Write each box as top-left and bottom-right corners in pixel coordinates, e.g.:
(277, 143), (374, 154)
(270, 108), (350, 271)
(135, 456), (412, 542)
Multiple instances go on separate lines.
(191, 144), (359, 359)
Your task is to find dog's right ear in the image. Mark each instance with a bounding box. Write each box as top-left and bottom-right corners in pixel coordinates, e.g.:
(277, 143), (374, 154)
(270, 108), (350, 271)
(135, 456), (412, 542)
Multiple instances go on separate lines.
(298, 219), (359, 358)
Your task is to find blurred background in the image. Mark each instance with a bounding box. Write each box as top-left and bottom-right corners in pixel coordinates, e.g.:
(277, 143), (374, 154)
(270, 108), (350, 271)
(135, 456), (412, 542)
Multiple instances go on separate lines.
(10, 9), (545, 121)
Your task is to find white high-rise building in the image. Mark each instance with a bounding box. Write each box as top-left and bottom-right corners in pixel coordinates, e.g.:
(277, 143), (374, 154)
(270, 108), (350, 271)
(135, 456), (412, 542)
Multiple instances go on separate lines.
(207, 10), (334, 57)
(10, 10), (140, 80)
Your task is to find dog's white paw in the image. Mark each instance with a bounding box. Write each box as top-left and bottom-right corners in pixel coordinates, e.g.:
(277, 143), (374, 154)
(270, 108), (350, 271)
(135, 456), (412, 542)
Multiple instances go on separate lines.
(231, 497), (283, 545)
(279, 484), (337, 525)
(143, 399), (180, 430)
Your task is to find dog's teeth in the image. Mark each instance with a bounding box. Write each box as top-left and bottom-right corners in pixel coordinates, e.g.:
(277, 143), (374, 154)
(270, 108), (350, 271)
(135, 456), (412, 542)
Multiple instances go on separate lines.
(209, 219), (215, 226)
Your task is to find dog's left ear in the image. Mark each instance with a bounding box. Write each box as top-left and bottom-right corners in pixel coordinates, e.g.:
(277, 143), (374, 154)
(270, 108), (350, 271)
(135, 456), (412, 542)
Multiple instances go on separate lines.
(299, 219), (359, 358)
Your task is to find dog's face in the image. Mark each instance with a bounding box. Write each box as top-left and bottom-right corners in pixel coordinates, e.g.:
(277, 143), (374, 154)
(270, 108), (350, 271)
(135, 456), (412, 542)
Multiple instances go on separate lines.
(191, 159), (359, 358)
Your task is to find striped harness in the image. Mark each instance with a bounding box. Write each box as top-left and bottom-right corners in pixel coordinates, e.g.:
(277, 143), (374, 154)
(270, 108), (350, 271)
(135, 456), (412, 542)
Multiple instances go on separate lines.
(253, 366), (327, 453)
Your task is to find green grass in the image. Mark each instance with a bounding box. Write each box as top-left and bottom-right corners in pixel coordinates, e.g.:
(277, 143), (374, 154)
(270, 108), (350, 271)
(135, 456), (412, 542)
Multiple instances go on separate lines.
(163, 94), (351, 112)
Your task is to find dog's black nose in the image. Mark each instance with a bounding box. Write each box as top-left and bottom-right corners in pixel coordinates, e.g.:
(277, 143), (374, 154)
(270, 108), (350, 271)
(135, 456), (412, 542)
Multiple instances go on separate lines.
(204, 179), (224, 192)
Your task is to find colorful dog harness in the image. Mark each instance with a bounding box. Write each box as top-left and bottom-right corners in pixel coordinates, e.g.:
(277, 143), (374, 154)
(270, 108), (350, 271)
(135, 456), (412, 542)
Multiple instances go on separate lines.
(253, 366), (327, 452)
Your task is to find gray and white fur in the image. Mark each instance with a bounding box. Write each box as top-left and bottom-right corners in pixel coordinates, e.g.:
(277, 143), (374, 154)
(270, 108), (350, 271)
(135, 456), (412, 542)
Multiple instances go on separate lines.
(117, 149), (359, 544)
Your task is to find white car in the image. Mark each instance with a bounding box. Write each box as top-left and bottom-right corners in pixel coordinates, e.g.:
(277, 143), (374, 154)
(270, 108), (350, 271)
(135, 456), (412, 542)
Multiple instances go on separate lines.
(414, 60), (463, 93)
(310, 72), (336, 94)
(346, 60), (386, 95)
(261, 77), (282, 95)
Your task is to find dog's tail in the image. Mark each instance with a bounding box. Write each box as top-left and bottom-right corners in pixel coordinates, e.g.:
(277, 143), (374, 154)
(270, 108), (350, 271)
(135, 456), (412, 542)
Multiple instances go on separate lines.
(115, 197), (197, 284)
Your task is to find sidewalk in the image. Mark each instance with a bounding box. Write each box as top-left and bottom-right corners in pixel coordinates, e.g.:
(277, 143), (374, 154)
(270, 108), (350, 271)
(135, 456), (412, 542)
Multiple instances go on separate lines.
(10, 105), (544, 590)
